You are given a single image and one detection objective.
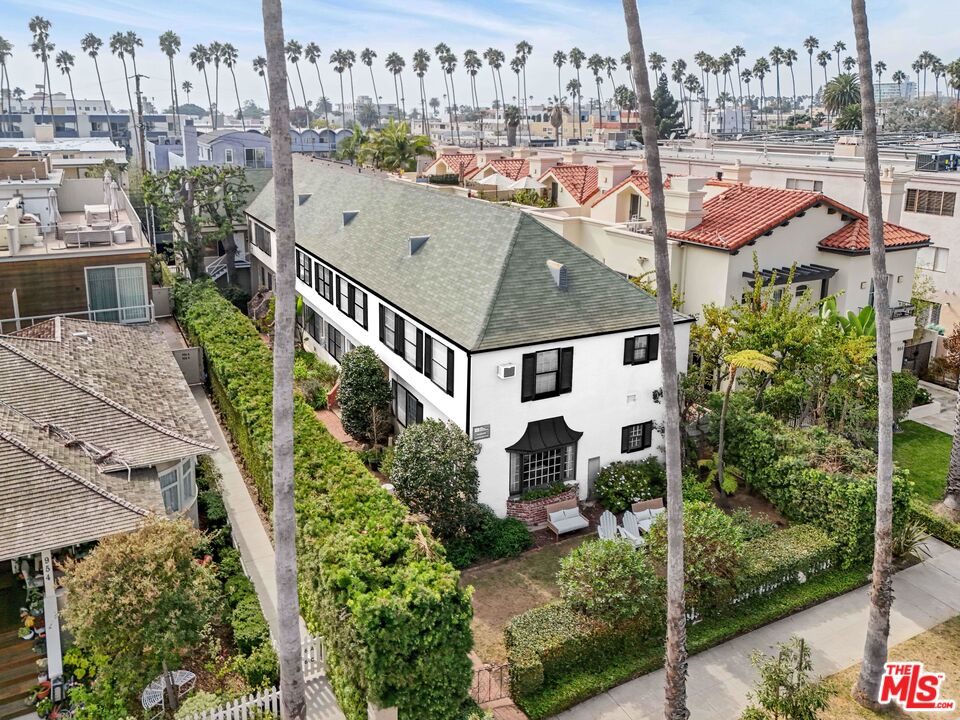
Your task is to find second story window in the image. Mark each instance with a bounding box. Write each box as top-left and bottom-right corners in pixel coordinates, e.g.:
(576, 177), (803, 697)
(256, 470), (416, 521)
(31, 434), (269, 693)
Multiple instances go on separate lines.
(335, 277), (367, 329)
(623, 334), (660, 365)
(296, 250), (312, 285)
(905, 189), (955, 216)
(521, 347), (573, 402)
(252, 222), (271, 255)
(315, 263), (334, 302)
(426, 336), (454, 395)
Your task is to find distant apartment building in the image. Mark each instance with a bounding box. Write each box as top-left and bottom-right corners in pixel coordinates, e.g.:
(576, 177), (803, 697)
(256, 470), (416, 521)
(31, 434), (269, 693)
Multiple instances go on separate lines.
(877, 81), (918, 102)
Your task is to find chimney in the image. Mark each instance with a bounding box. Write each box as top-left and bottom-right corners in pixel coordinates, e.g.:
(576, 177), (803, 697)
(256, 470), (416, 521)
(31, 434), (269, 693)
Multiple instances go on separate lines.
(476, 150), (507, 166)
(561, 150), (585, 165)
(528, 154), (561, 177)
(181, 119), (200, 168)
(409, 235), (429, 255)
(546, 260), (568, 290)
(833, 136), (863, 157)
(663, 176), (707, 231)
(512, 146), (534, 159)
(879, 165), (906, 224)
(596, 161), (634, 194)
(34, 123), (54, 143)
(719, 159), (751, 185)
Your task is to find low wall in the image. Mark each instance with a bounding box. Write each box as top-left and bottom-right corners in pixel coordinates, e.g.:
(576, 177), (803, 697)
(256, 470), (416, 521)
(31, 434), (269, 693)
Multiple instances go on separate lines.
(506, 486), (578, 525)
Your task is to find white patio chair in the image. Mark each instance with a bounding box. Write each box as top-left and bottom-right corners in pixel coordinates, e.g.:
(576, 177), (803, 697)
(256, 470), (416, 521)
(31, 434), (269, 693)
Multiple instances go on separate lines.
(618, 511), (645, 549)
(597, 510), (619, 541)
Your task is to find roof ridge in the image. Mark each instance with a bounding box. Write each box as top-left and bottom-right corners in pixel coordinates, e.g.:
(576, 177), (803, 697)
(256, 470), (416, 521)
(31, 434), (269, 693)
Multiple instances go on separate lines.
(472, 212), (526, 349)
(0, 426), (151, 517)
(0, 338), (216, 453)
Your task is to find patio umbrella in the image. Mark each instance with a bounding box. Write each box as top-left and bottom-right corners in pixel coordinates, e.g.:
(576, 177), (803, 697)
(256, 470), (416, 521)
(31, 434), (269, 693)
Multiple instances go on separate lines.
(509, 176), (545, 191)
(102, 169), (113, 206)
(476, 173), (513, 190)
(47, 188), (61, 224)
(108, 179), (122, 223)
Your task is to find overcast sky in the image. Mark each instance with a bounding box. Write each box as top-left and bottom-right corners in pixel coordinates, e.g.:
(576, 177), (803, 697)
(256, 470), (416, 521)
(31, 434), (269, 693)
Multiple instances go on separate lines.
(3, 0), (959, 113)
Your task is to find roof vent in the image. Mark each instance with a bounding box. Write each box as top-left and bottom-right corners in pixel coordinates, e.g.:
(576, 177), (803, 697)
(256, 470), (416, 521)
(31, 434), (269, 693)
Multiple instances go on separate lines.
(298, 193), (312, 206)
(409, 235), (429, 255)
(342, 210), (359, 226)
(546, 260), (568, 290)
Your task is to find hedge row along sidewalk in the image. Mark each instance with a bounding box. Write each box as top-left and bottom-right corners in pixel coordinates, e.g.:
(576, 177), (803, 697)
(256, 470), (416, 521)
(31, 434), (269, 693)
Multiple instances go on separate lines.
(173, 280), (474, 720)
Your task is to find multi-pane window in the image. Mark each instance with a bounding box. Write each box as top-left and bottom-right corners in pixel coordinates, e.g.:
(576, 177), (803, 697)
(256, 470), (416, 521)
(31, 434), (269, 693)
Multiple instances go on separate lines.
(245, 147), (267, 168)
(394, 381), (423, 427)
(383, 308), (397, 350)
(430, 338), (449, 392)
(918, 246), (950, 273)
(403, 320), (419, 367)
(252, 222), (271, 255)
(904, 189), (956, 216)
(303, 306), (322, 342)
(521, 347), (573, 401)
(785, 178), (823, 191)
(510, 444), (577, 494)
(326, 322), (345, 362)
(352, 289), (366, 327)
(337, 278), (350, 314)
(315, 263), (334, 302)
(296, 250), (312, 285)
(159, 457), (197, 514)
(621, 422), (654, 453)
(623, 334), (659, 365)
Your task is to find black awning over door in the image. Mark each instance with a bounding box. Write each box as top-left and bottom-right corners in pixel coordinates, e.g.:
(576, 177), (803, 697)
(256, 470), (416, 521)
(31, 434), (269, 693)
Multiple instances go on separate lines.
(506, 416), (583, 453)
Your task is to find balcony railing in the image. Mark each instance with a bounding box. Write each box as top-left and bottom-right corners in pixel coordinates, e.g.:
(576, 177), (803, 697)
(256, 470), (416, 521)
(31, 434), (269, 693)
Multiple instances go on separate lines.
(0, 303), (155, 335)
(891, 301), (915, 319)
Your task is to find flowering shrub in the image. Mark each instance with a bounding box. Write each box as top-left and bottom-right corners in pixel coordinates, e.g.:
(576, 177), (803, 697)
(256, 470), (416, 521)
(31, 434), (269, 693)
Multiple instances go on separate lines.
(594, 458), (666, 513)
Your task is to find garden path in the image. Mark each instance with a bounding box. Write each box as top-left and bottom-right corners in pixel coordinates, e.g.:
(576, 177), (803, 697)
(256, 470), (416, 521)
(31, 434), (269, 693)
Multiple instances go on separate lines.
(911, 381), (957, 435)
(553, 538), (960, 720)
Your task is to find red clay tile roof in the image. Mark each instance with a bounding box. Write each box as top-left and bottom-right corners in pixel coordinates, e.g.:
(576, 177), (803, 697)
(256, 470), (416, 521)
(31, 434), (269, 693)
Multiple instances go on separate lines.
(479, 157), (530, 181)
(425, 152), (478, 176)
(594, 171), (730, 206)
(819, 217), (930, 252)
(540, 164), (599, 204)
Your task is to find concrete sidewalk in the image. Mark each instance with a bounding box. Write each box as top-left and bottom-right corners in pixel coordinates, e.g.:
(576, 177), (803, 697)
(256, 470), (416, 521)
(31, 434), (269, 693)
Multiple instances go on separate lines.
(553, 539), (960, 720)
(911, 380), (957, 435)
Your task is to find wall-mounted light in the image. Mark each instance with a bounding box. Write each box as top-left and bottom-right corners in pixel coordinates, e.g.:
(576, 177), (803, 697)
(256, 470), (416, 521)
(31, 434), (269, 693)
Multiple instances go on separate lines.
(860, 281), (868, 289)
(897, 275), (903, 283)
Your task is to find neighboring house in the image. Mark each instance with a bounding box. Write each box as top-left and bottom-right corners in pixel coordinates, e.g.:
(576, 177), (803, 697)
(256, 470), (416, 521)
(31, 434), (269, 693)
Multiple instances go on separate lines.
(421, 152), (479, 179)
(161, 120), (273, 171)
(0, 316), (214, 692)
(0, 132), (126, 180)
(246, 156), (691, 517)
(0, 149), (152, 330)
(539, 164), (600, 207)
(469, 157), (531, 183)
(290, 126), (352, 155)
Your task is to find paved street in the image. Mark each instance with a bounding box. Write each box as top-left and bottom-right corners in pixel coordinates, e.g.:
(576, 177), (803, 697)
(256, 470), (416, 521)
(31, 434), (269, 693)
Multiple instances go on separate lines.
(554, 539), (960, 720)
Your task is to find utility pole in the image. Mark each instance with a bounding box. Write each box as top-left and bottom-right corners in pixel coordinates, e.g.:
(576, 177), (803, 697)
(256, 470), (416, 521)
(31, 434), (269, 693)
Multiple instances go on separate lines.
(132, 73), (149, 173)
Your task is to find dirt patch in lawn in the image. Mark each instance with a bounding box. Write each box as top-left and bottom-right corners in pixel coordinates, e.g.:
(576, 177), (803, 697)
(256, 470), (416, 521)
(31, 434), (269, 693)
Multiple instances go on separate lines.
(461, 535), (588, 664)
(820, 616), (960, 719)
(713, 486), (788, 527)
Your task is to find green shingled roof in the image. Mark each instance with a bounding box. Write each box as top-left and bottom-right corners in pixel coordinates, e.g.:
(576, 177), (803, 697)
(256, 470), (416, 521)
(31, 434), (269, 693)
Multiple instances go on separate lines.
(246, 157), (678, 352)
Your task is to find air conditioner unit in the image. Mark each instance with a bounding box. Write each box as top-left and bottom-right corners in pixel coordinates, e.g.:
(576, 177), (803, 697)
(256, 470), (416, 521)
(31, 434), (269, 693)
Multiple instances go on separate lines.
(497, 363), (516, 380)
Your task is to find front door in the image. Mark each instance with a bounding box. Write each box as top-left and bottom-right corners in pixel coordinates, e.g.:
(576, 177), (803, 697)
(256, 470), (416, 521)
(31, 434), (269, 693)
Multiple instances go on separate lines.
(587, 457), (601, 498)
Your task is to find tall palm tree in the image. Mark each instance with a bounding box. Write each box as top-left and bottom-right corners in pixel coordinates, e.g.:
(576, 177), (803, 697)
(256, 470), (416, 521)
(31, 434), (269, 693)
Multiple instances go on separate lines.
(12, 87), (25, 112)
(189, 44), (215, 126)
(784, 48), (799, 118)
(874, 60), (887, 104)
(753, 57), (770, 129)
(304, 43), (330, 128)
(604, 55), (620, 122)
(731, 45), (747, 129)
(710, 58), (723, 133)
(620, 4), (687, 720)
(159, 32), (182, 135)
(259, 0), (306, 717)
(0, 37), (11, 137)
(124, 31), (145, 150)
(181, 80), (193, 105)
(769, 46), (784, 126)
(932, 59), (945, 101)
(360, 48), (380, 126)
(648, 51), (666, 78)
(693, 52), (714, 131)
(850, 0), (896, 710)
(286, 41), (311, 127)
(412, 48), (430, 137)
(740, 68), (753, 130)
(440, 50), (461, 144)
(891, 69), (907, 99)
(671, 59), (687, 127)
(684, 73), (702, 131)
(385, 52), (406, 121)
(566, 78), (582, 137)
(516, 41), (534, 143)
(804, 36), (819, 115)
(588, 53), (606, 128)
(343, 50), (358, 126)
(253, 57), (268, 104)
(718, 53), (734, 132)
(843, 56), (857, 72)
(945, 386), (960, 509)
(817, 50), (832, 119)
(911, 58), (924, 99)
(553, 50), (567, 112)
(221, 43), (244, 130)
(834, 40), (847, 75)
(509, 56), (523, 133)
(483, 48), (505, 143)
(28, 17), (54, 124)
(54, 50), (78, 134)
(622, 52), (637, 96)
(111, 32), (138, 145)
(208, 41), (225, 129)
(434, 43), (452, 128)
(917, 51), (935, 96)
(330, 49), (350, 127)
(464, 50), (482, 146)
(569, 47), (586, 140)
(80, 35), (113, 144)
(823, 73), (861, 114)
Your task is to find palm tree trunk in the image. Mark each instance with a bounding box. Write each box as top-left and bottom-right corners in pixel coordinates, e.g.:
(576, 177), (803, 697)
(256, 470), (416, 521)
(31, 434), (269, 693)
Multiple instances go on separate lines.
(576, 68), (583, 139)
(449, 73), (461, 145)
(172, 61), (181, 136)
(295, 65), (311, 128)
(716, 370), (735, 489)
(851, 0), (896, 709)
(497, 70), (507, 142)
(621, 3), (688, 719)
(809, 56), (815, 115)
(347, 68), (356, 126)
(398, 72), (406, 119)
(201, 68), (214, 131)
(338, 74), (346, 130)
(66, 73), (79, 136)
(120, 56), (136, 150)
(489, 66), (501, 143)
(313, 66), (330, 127)
(943, 377), (960, 509)
(214, 64), (221, 129)
(369, 67), (381, 126)
(522, 67), (531, 142)
(260, 1), (307, 718)
(231, 68), (245, 130)
(392, 74), (401, 120)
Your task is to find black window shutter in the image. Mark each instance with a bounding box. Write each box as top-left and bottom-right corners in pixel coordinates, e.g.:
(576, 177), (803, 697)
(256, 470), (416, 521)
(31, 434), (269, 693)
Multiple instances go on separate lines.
(336, 276), (342, 309)
(521, 353), (536, 402)
(649, 334), (660, 361)
(446, 347), (455, 395)
(378, 305), (386, 343)
(424, 335), (433, 378)
(361, 292), (368, 328)
(348, 285), (355, 316)
(559, 347), (574, 394)
(394, 315), (405, 356)
(623, 336), (635, 365)
(621, 425), (631, 453)
(416, 400), (424, 424)
(415, 329), (424, 372)
(643, 421), (653, 448)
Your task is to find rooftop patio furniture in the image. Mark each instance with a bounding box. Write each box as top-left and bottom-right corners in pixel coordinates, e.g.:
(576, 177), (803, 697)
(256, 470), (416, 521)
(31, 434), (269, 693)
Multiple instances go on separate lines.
(597, 510), (619, 541)
(619, 511), (646, 548)
(545, 498), (589, 541)
(84, 204), (111, 225)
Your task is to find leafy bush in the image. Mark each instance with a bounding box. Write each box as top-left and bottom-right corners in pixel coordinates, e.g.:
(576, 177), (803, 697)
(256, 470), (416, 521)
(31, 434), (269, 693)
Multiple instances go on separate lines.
(231, 595), (271, 654)
(174, 691), (223, 718)
(443, 505), (532, 568)
(730, 508), (777, 541)
(741, 636), (829, 720)
(338, 345), (392, 443)
(230, 641), (279, 690)
(200, 489), (228, 526)
(646, 501), (744, 611)
(485, 516), (534, 558)
(594, 458), (666, 513)
(682, 472), (714, 503)
(390, 418), (480, 540)
(892, 371), (920, 422)
(520, 480), (570, 501)
(557, 540), (661, 621)
(173, 280), (472, 720)
(738, 525), (837, 598)
(710, 396), (913, 565)
(914, 385), (933, 407)
(910, 499), (960, 548)
(294, 350), (338, 411)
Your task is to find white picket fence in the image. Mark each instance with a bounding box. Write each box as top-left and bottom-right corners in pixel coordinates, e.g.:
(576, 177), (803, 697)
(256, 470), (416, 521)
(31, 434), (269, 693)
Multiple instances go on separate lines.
(182, 635), (325, 720)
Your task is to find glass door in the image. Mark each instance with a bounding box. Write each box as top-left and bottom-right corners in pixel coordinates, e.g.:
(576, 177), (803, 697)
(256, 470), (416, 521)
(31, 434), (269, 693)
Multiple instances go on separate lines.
(117, 265), (148, 322)
(85, 266), (120, 322)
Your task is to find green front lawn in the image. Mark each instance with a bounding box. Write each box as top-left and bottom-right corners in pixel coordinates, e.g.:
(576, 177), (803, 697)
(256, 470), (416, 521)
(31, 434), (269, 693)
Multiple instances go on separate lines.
(894, 421), (952, 504)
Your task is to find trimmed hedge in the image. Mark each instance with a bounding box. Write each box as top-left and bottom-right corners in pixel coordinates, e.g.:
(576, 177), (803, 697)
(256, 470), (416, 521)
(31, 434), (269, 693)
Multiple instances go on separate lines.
(910, 498), (960, 547)
(737, 524), (838, 598)
(713, 397), (913, 565)
(173, 281), (473, 720)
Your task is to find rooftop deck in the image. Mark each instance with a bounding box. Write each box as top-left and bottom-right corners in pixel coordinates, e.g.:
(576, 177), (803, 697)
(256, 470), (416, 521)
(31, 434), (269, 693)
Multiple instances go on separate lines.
(1, 207), (148, 258)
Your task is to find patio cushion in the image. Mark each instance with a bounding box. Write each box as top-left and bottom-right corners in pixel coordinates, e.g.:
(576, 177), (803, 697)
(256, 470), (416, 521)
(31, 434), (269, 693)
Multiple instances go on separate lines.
(562, 507), (583, 520)
(637, 516), (655, 533)
(548, 510), (566, 525)
(551, 515), (589, 534)
(635, 508), (653, 521)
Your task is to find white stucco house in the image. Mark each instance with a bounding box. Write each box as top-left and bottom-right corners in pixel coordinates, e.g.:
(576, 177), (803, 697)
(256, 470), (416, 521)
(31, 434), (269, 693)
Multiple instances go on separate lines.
(245, 157), (691, 516)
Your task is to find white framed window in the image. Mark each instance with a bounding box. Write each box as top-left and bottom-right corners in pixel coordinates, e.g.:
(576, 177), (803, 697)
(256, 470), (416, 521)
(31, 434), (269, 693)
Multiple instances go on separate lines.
(245, 147), (266, 168)
(159, 457), (197, 514)
(383, 308), (397, 350)
(510, 444), (577, 494)
(84, 264), (149, 323)
(224, 148), (234, 164)
(785, 178), (823, 192)
(393, 380), (423, 427)
(534, 349), (560, 395)
(918, 246), (949, 273)
(430, 337), (449, 391)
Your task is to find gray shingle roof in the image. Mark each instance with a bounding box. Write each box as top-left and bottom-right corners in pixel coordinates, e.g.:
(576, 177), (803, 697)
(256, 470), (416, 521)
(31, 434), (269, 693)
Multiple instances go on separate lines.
(246, 157), (680, 351)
